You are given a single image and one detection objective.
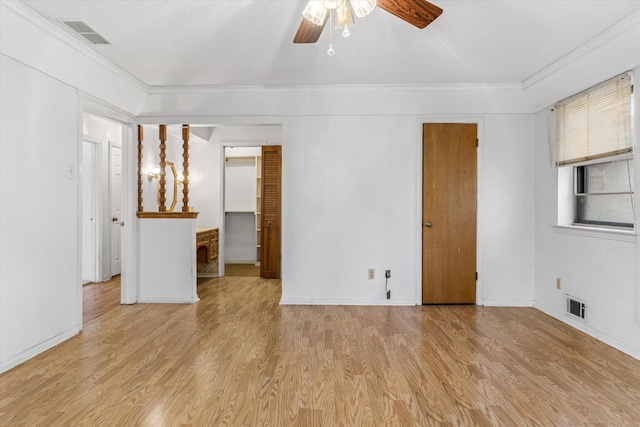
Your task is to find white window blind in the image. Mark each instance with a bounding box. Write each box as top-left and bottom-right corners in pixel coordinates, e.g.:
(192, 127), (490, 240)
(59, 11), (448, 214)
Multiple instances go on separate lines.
(555, 73), (632, 166)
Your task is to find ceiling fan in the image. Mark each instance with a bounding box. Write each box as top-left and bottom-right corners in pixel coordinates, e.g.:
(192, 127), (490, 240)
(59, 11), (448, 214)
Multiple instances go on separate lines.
(293, 0), (443, 44)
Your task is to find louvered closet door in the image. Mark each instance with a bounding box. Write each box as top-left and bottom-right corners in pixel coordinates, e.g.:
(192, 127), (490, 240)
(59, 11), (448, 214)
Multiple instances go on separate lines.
(260, 145), (281, 279)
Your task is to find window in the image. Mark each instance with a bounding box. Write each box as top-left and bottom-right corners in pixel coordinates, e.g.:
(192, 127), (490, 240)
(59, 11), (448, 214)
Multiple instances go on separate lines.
(575, 159), (634, 228)
(556, 73), (632, 165)
(555, 73), (634, 229)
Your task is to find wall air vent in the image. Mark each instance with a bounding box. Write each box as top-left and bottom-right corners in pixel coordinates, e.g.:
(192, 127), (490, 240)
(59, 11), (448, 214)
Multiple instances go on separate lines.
(565, 295), (587, 321)
(63, 21), (110, 45)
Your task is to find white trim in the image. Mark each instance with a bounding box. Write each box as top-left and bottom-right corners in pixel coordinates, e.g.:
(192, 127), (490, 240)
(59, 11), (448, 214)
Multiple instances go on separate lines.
(2, 0), (148, 93)
(483, 299), (534, 307)
(280, 298), (415, 306)
(81, 136), (102, 284)
(78, 94), (138, 306)
(534, 301), (640, 361)
(149, 82), (523, 95)
(0, 326), (80, 374)
(197, 273), (218, 278)
(416, 117), (485, 306)
(523, 9), (640, 90)
(553, 225), (636, 242)
(81, 92), (138, 125)
(219, 141), (267, 278)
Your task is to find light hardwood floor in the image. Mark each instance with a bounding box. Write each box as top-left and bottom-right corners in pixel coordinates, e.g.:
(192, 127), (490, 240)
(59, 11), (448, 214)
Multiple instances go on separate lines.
(2, 276), (640, 426)
(83, 275), (121, 324)
(224, 263), (260, 277)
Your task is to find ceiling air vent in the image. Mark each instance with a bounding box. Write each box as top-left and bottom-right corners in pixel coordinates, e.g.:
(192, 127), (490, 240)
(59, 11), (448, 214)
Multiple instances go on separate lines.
(63, 21), (110, 45)
(565, 295), (587, 321)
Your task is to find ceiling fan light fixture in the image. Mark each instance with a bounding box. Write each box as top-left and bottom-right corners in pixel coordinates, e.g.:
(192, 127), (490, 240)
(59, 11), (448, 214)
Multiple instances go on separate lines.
(323, 0), (341, 9)
(335, 1), (355, 30)
(303, 1), (329, 26)
(350, 0), (376, 18)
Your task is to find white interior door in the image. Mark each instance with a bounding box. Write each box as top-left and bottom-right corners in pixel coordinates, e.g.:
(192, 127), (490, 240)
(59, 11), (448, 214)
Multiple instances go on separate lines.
(82, 140), (99, 283)
(110, 143), (122, 276)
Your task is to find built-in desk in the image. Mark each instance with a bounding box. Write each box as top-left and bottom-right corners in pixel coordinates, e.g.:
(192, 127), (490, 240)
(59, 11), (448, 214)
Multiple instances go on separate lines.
(196, 227), (218, 264)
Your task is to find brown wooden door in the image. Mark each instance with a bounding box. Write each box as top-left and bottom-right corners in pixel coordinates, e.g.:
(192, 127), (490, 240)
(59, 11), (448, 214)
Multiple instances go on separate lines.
(260, 145), (281, 279)
(422, 123), (477, 304)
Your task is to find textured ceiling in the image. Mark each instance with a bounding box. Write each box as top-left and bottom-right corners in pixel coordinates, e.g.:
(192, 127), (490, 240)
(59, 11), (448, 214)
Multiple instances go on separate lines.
(20, 0), (640, 87)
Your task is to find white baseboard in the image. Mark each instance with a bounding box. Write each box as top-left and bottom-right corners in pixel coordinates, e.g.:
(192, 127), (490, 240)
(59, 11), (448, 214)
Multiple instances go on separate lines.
(0, 325), (80, 374)
(482, 299), (534, 307)
(280, 297), (415, 306)
(534, 301), (640, 361)
(137, 296), (199, 304)
(197, 273), (218, 278)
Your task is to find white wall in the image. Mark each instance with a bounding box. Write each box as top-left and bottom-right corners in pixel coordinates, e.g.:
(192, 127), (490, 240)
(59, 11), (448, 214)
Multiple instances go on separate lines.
(0, 55), (81, 371)
(0, 1), (147, 115)
(224, 149), (260, 263)
(138, 218), (197, 303)
(225, 213), (257, 262)
(141, 89), (536, 306)
(481, 115), (536, 304)
(1, 3), (141, 371)
(224, 160), (257, 212)
(532, 66), (640, 359)
(279, 114), (534, 305)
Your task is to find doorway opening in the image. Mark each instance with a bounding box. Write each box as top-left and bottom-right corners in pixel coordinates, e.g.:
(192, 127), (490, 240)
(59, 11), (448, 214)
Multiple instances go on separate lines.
(223, 146), (263, 277)
(80, 111), (128, 326)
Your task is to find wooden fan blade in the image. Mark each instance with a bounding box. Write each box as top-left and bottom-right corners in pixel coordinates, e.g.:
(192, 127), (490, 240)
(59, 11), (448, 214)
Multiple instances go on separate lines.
(293, 15), (329, 43)
(377, 0), (443, 29)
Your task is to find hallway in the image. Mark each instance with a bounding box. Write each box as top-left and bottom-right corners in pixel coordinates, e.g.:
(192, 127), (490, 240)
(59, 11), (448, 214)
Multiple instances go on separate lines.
(83, 275), (121, 324)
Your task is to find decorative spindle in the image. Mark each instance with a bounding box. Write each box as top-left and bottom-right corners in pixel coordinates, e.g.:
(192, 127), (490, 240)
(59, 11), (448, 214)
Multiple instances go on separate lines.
(181, 124), (190, 213)
(137, 125), (144, 213)
(158, 124), (167, 212)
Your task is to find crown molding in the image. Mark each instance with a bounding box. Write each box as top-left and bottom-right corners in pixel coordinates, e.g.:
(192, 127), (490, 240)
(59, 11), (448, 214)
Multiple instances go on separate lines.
(2, 0), (149, 93)
(522, 8), (640, 90)
(148, 82), (523, 95)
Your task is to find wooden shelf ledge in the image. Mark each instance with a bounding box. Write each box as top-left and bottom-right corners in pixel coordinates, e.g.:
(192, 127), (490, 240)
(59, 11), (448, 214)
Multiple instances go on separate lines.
(137, 211), (199, 219)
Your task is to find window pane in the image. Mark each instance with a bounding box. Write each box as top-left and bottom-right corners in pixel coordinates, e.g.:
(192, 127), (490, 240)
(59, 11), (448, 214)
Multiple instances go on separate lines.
(582, 159), (634, 194)
(575, 194), (634, 227)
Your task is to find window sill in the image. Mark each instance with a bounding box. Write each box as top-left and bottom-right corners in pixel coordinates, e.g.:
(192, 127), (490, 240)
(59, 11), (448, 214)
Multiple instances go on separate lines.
(554, 224), (636, 242)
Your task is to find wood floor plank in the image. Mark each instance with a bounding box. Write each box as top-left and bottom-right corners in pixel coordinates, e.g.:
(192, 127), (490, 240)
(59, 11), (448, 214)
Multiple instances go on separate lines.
(83, 275), (121, 324)
(2, 276), (640, 426)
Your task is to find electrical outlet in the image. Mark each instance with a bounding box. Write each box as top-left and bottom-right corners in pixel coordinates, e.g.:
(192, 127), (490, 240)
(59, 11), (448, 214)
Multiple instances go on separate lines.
(385, 270), (391, 279)
(368, 269), (374, 280)
(556, 277), (561, 289)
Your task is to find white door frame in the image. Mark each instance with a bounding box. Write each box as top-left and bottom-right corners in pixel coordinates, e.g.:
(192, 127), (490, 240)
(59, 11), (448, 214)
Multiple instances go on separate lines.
(79, 95), (137, 333)
(219, 141), (266, 277)
(416, 117), (485, 306)
(82, 136), (102, 283)
(109, 142), (123, 277)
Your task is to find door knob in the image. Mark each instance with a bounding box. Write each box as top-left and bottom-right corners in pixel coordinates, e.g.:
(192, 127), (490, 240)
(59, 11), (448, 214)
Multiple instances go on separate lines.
(112, 217), (118, 222)
(267, 221), (273, 226)
(426, 221), (433, 227)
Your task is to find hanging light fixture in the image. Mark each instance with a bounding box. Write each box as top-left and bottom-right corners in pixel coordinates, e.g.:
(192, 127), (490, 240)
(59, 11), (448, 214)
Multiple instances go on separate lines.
(335, 0), (355, 37)
(350, 0), (376, 18)
(302, 1), (329, 26)
(302, 0), (377, 53)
